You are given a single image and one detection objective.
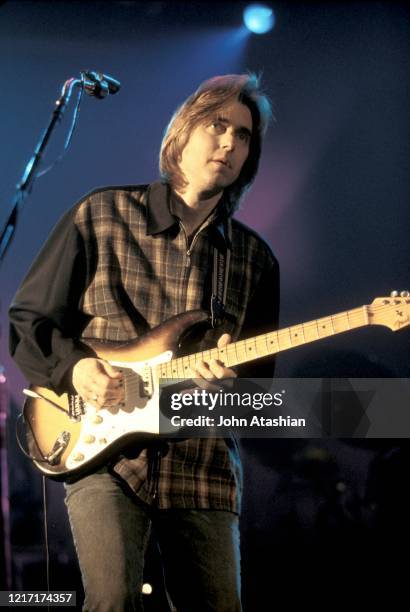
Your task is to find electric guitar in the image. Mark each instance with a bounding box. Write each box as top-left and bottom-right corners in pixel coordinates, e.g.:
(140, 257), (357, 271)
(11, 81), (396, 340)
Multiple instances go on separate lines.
(22, 293), (410, 480)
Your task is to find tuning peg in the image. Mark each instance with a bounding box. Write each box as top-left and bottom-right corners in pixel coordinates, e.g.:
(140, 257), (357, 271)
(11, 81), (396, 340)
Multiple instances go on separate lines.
(390, 290), (399, 297)
(400, 290), (410, 297)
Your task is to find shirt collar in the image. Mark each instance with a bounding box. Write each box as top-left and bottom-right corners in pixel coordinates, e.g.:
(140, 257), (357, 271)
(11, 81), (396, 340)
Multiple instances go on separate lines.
(146, 181), (177, 235)
(146, 181), (231, 249)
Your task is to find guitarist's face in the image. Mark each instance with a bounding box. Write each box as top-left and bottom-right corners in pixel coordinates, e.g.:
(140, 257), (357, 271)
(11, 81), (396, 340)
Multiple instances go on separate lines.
(178, 99), (252, 198)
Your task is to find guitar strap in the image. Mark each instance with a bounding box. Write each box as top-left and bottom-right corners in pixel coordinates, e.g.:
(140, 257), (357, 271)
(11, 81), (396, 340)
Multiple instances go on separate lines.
(211, 218), (232, 328)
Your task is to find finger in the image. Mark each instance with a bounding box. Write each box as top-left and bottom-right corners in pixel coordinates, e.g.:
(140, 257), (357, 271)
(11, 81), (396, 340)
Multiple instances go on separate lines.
(192, 377), (223, 393)
(101, 389), (125, 403)
(99, 398), (125, 409)
(100, 361), (123, 379)
(90, 374), (124, 394)
(80, 378), (114, 392)
(208, 361), (237, 380)
(221, 367), (237, 379)
(208, 359), (227, 379)
(217, 333), (232, 349)
(188, 367), (200, 379)
(83, 381), (124, 401)
(188, 364), (210, 380)
(192, 361), (216, 381)
(89, 390), (125, 408)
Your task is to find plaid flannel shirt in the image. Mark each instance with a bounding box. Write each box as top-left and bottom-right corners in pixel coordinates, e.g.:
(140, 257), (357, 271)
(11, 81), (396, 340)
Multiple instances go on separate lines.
(9, 181), (279, 513)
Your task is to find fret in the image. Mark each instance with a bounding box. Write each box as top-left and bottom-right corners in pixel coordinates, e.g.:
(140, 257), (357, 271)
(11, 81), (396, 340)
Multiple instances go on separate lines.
(217, 346), (227, 366)
(252, 338), (260, 358)
(345, 306), (366, 330)
(202, 349), (213, 364)
(244, 338), (258, 358)
(234, 340), (244, 362)
(181, 357), (191, 375)
(270, 332), (279, 351)
(165, 361), (173, 378)
(315, 316), (335, 337)
(302, 322), (319, 342)
(232, 342), (239, 365)
(362, 305), (369, 325)
(224, 346), (236, 368)
(277, 328), (292, 350)
(170, 360), (179, 377)
(287, 324), (305, 346)
(188, 353), (197, 370)
(240, 340), (250, 362)
(177, 359), (185, 378)
(209, 348), (218, 363)
(334, 311), (354, 333)
(265, 332), (278, 352)
(255, 336), (269, 358)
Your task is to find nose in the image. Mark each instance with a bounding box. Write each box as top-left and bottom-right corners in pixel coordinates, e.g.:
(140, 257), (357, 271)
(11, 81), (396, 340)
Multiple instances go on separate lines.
(220, 130), (235, 151)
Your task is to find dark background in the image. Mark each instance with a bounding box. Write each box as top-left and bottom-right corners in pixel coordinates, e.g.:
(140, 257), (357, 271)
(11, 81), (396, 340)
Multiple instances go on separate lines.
(0, 1), (409, 608)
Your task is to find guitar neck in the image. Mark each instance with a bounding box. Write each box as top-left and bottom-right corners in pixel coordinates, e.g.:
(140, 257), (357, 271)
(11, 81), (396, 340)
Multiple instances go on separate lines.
(161, 305), (370, 379)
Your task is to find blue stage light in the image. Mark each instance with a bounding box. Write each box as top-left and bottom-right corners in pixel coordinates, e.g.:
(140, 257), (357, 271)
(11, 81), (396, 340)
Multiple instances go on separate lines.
(243, 4), (275, 35)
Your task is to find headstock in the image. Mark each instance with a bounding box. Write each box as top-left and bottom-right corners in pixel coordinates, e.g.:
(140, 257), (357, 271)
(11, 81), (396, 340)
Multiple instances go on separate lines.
(368, 291), (410, 331)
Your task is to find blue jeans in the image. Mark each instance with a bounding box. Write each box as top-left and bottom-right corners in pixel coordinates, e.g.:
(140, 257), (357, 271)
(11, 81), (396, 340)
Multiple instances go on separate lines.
(64, 469), (242, 612)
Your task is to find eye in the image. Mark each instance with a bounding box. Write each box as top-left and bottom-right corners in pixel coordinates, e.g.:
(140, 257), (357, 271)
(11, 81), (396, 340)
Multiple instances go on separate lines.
(238, 131), (250, 143)
(209, 121), (225, 133)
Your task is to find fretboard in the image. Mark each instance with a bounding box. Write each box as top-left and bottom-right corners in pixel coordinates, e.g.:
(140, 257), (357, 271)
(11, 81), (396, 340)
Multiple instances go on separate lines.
(158, 305), (370, 379)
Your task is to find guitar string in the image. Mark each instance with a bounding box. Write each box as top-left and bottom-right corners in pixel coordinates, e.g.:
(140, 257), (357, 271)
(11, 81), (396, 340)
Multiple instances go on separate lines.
(160, 303), (407, 378)
(163, 309), (368, 376)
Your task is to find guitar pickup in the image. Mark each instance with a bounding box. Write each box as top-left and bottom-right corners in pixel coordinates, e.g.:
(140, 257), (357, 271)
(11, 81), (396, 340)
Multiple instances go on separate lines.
(141, 365), (153, 398)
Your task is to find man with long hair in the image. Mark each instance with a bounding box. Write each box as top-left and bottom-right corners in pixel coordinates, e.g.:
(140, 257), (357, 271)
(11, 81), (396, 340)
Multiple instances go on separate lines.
(10, 74), (279, 611)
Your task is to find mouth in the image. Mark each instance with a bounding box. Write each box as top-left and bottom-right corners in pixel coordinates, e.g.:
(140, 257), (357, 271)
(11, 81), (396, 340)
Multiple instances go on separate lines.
(211, 159), (231, 169)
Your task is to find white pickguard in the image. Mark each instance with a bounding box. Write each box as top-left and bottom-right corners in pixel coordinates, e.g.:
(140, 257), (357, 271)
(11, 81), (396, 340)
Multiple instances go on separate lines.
(66, 350), (174, 470)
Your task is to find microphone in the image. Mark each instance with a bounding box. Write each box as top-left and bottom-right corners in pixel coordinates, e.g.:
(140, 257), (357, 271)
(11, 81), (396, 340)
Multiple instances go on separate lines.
(82, 70), (121, 99)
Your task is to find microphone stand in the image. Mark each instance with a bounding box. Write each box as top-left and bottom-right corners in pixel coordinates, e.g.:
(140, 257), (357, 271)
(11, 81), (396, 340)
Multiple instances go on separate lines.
(0, 76), (82, 263)
(0, 74), (82, 590)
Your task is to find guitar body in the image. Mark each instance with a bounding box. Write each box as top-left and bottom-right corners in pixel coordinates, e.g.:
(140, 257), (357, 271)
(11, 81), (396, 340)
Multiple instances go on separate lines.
(23, 310), (209, 480)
